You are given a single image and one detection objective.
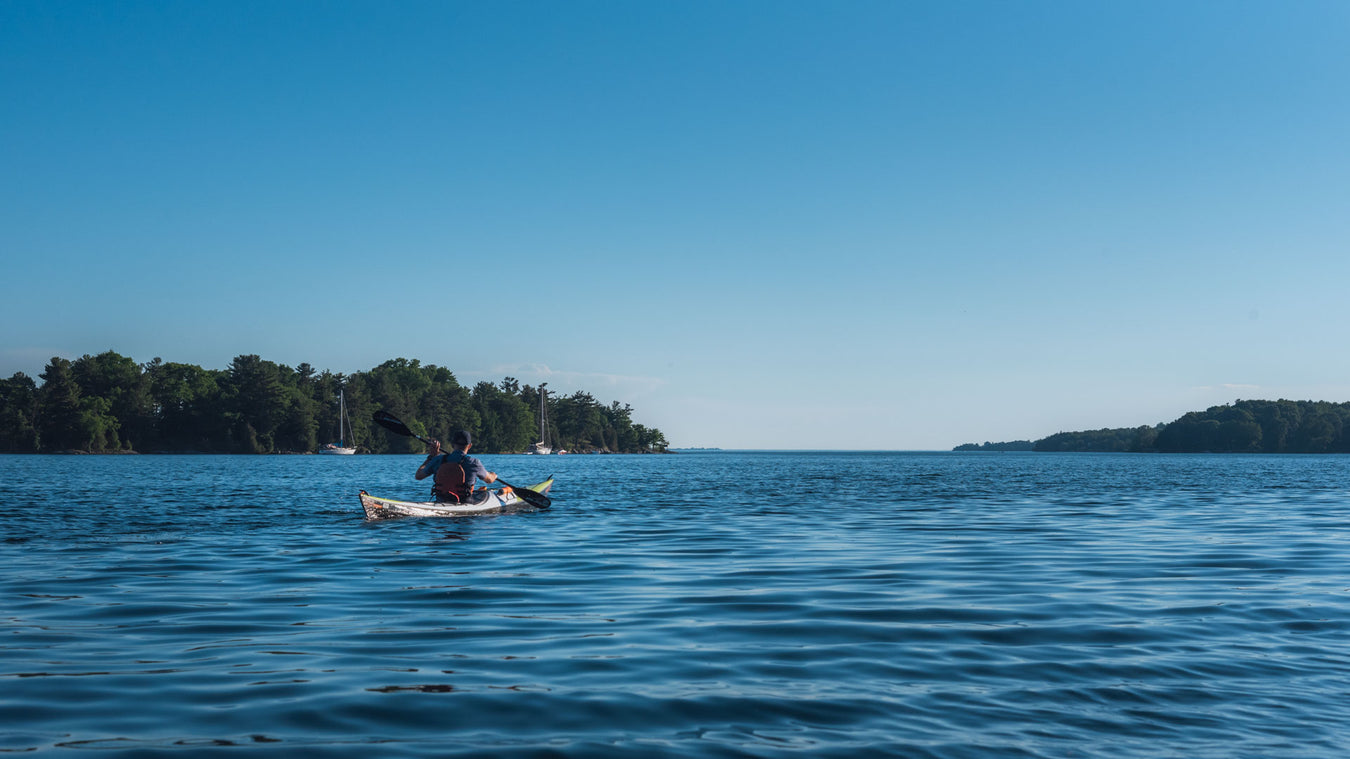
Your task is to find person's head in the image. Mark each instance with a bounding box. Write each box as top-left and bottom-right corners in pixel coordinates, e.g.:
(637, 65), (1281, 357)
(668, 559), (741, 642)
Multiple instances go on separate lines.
(451, 430), (472, 450)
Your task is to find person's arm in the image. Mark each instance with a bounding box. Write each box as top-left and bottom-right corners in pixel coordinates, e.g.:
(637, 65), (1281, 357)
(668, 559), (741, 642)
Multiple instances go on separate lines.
(414, 440), (442, 480)
(468, 458), (497, 485)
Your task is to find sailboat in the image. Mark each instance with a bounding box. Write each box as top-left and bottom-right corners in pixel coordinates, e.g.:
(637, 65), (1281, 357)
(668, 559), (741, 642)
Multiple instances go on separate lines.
(319, 389), (357, 455)
(528, 386), (552, 455)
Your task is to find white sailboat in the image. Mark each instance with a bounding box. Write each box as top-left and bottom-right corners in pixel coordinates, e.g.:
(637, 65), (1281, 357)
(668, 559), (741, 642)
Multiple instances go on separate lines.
(319, 389), (357, 455)
(528, 386), (552, 455)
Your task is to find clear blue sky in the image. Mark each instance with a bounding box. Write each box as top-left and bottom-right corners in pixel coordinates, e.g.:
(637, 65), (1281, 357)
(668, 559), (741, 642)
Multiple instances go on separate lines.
(4, 1), (1349, 449)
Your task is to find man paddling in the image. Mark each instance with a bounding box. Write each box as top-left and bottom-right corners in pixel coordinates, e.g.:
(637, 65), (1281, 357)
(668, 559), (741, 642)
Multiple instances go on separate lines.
(415, 430), (499, 503)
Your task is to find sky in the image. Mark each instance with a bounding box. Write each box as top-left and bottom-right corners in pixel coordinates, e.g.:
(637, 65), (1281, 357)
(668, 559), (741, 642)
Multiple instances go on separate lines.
(3, 1), (1350, 450)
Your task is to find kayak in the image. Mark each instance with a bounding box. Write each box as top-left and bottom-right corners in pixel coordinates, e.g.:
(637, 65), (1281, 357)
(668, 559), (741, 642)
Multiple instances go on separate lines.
(358, 477), (554, 520)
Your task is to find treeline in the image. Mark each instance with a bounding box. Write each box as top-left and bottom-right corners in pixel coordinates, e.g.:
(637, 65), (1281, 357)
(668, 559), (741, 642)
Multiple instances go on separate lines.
(1036, 426), (1161, 453)
(953, 440), (1035, 452)
(955, 400), (1350, 453)
(0, 352), (669, 454)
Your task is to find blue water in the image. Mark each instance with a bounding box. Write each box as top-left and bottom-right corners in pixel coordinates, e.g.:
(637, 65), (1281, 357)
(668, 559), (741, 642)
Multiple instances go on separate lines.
(2, 452), (1348, 757)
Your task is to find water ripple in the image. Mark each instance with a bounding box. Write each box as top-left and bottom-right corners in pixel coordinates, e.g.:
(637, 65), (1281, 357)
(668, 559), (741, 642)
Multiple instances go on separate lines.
(1, 453), (1348, 757)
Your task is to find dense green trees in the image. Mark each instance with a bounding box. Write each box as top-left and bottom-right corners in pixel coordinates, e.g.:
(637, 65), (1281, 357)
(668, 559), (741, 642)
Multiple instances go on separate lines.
(1035, 425), (1160, 453)
(0, 352), (668, 454)
(956, 400), (1350, 453)
(1153, 400), (1350, 453)
(0, 373), (39, 452)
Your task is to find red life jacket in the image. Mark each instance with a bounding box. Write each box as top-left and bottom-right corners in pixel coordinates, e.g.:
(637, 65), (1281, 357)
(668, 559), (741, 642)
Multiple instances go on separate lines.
(432, 456), (469, 502)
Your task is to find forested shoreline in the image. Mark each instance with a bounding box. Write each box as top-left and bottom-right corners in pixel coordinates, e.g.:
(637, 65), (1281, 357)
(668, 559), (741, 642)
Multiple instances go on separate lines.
(955, 399), (1350, 453)
(0, 352), (669, 455)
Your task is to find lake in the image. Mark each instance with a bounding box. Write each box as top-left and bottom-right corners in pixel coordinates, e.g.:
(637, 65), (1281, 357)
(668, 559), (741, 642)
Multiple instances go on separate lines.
(2, 452), (1348, 757)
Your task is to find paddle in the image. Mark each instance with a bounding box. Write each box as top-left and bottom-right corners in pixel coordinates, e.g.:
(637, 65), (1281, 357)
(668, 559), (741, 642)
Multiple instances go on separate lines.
(371, 410), (552, 509)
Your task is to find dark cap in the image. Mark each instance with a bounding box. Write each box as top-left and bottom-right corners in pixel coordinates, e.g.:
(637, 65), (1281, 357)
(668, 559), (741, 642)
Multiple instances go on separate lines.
(452, 430), (472, 446)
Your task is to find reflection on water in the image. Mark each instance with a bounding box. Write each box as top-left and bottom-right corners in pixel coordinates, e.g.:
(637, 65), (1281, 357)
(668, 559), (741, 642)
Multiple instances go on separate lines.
(1, 452), (1349, 757)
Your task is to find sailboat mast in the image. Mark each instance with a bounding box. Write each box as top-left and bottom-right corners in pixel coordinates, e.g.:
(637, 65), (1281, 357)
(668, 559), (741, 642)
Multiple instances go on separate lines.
(319, 388), (357, 454)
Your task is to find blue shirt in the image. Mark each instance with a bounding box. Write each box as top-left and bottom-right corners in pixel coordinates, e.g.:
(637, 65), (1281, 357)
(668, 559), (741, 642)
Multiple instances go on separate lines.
(428, 450), (489, 490)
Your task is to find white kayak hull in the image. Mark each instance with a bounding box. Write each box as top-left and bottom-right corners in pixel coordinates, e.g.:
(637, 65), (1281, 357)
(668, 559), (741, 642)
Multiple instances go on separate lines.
(358, 478), (554, 520)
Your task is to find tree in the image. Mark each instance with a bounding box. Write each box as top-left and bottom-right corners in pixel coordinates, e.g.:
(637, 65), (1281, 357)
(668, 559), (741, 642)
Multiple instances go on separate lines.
(146, 359), (223, 451)
(37, 358), (90, 451)
(72, 351), (150, 450)
(336, 375), (377, 453)
(607, 402), (636, 452)
(277, 385), (319, 452)
(222, 355), (288, 453)
(632, 423), (669, 452)
(1292, 407), (1337, 453)
(552, 391), (607, 451)
(418, 365), (477, 445)
(471, 381), (535, 452)
(0, 373), (39, 452)
(79, 395), (121, 452)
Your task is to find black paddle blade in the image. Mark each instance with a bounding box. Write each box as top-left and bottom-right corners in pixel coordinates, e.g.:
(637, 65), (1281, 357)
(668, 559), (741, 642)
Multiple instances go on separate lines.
(372, 410), (414, 437)
(504, 482), (551, 509)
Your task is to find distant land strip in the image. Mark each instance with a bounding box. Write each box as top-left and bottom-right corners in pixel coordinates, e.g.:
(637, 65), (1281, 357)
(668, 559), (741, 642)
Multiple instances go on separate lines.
(0, 351), (668, 455)
(955, 399), (1350, 453)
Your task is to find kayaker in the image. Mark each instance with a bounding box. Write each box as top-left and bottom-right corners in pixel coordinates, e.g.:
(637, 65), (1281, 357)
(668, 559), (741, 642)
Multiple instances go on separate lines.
(415, 430), (498, 503)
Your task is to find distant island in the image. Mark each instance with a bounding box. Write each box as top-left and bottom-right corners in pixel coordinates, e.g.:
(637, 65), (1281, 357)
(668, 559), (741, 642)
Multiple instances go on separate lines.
(0, 351), (668, 455)
(954, 440), (1036, 452)
(955, 399), (1350, 453)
